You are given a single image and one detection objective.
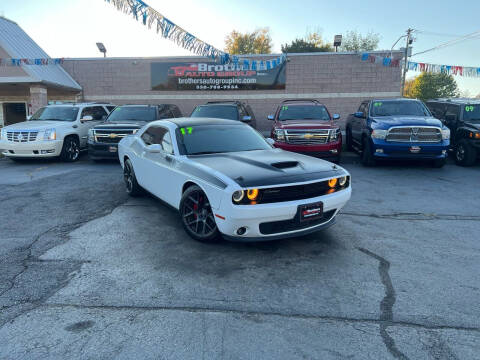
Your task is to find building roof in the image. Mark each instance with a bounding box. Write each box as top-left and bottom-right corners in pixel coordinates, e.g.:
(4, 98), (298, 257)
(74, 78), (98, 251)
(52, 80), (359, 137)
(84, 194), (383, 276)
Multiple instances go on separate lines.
(0, 16), (81, 91)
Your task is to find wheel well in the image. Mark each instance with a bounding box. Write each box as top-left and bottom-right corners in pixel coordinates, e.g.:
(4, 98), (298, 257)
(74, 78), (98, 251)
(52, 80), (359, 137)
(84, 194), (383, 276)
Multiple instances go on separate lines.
(182, 181), (198, 194)
(64, 134), (80, 143)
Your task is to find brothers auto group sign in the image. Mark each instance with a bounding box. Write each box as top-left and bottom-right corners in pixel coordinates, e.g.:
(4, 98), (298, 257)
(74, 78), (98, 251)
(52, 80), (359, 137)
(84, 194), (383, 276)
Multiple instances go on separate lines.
(151, 62), (286, 91)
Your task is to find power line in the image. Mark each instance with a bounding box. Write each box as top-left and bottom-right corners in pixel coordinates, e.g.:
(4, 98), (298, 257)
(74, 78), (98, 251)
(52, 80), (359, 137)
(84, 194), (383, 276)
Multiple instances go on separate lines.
(414, 30), (463, 38)
(412, 30), (480, 56)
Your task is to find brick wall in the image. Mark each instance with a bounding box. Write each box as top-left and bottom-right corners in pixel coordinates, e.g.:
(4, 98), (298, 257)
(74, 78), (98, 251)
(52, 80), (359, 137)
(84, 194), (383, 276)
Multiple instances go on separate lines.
(62, 52), (402, 131)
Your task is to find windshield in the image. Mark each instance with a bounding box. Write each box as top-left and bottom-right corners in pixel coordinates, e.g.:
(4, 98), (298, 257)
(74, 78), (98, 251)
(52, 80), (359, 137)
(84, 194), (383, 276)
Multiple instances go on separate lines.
(278, 105), (331, 121)
(370, 100), (431, 117)
(30, 107), (79, 122)
(176, 125), (271, 155)
(464, 105), (480, 122)
(107, 107), (157, 122)
(191, 105), (239, 121)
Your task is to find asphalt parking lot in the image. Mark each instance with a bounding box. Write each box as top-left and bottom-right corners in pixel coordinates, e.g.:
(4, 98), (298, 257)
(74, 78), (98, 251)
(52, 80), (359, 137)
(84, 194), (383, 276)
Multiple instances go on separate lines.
(0, 154), (479, 359)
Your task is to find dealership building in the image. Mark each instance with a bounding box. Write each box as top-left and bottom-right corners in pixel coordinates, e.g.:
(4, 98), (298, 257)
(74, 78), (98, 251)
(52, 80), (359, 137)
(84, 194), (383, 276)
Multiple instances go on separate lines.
(0, 16), (402, 131)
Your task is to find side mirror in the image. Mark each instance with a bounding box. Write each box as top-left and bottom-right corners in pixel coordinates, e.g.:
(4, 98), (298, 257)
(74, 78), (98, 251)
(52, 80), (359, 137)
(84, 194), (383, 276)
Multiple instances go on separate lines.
(241, 116), (252, 123)
(354, 112), (365, 119)
(146, 144), (163, 153)
(333, 114), (340, 120)
(80, 115), (94, 123)
(265, 138), (275, 146)
(445, 114), (457, 122)
(267, 115), (275, 121)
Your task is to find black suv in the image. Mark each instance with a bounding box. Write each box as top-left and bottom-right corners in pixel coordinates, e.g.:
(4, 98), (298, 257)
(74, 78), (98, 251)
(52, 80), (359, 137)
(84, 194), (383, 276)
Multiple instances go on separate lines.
(426, 98), (480, 166)
(88, 104), (182, 160)
(190, 101), (257, 128)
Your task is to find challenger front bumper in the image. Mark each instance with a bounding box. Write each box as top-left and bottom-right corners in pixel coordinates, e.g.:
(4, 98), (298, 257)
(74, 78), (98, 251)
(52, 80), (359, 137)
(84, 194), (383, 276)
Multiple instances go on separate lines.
(215, 186), (352, 242)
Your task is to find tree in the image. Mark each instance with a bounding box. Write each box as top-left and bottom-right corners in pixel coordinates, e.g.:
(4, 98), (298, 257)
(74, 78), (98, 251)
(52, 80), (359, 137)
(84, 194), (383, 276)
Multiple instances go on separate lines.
(225, 28), (273, 55)
(408, 73), (459, 101)
(281, 31), (333, 53)
(404, 78), (416, 98)
(340, 30), (380, 52)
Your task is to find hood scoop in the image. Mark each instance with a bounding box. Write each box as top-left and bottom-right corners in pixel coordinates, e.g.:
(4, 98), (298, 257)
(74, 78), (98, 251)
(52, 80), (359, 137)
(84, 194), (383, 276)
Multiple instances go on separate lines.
(271, 161), (299, 169)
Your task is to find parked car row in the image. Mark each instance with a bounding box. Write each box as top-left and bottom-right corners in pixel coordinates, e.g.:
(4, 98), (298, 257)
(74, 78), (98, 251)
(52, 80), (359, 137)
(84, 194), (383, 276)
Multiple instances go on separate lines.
(0, 98), (479, 168)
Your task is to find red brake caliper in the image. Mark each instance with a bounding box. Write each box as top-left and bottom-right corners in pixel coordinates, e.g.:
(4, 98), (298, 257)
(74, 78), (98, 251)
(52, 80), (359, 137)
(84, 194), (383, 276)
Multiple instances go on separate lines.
(193, 203), (198, 219)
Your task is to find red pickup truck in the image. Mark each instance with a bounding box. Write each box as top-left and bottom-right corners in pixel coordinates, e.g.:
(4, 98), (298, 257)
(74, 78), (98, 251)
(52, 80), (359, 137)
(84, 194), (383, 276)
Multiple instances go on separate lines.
(269, 100), (342, 163)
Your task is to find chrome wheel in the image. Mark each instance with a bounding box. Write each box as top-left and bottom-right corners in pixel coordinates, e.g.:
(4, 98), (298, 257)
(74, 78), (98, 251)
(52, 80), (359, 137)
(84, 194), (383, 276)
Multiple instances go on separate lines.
(182, 190), (217, 238)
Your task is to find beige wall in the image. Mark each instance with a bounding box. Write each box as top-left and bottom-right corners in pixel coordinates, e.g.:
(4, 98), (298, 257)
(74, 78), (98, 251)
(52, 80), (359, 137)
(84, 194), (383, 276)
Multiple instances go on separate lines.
(60, 52), (402, 131)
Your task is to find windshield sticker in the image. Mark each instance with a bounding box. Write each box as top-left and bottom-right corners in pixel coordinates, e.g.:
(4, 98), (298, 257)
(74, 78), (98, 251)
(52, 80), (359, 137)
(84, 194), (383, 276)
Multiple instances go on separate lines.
(282, 106), (288, 111)
(465, 106), (475, 112)
(374, 102), (383, 107)
(180, 127), (193, 135)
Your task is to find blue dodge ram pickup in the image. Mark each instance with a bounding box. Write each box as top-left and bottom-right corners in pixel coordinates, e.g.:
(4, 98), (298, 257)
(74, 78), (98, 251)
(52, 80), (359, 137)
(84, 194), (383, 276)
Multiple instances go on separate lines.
(345, 98), (450, 167)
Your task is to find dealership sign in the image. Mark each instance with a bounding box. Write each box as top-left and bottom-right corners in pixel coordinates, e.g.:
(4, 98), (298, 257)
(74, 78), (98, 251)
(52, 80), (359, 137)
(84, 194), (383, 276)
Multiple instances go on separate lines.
(151, 62), (286, 91)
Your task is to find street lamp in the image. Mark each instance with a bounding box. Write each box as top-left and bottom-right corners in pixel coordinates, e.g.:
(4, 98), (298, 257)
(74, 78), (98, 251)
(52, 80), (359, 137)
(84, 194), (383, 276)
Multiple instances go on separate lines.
(96, 42), (107, 58)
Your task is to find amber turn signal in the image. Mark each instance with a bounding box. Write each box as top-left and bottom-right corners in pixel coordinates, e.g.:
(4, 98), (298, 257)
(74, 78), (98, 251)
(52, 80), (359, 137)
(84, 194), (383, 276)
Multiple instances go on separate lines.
(328, 178), (338, 188)
(247, 189), (259, 200)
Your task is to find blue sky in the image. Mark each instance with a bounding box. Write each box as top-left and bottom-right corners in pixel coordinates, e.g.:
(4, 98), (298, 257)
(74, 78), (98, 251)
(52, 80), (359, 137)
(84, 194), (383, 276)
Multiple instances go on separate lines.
(2, 0), (479, 95)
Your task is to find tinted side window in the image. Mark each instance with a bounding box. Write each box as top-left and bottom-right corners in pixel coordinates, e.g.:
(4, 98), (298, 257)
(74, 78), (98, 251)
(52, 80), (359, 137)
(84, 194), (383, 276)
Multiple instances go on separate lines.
(158, 106), (172, 120)
(445, 105), (460, 120)
(141, 126), (174, 154)
(359, 102), (368, 116)
(171, 106), (182, 117)
(427, 103), (446, 119)
(82, 106), (108, 121)
(106, 106), (116, 113)
(238, 105), (247, 119)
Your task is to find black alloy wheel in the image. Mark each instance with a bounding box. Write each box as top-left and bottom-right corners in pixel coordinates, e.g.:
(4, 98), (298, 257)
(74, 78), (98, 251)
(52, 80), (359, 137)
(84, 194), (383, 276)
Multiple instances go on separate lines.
(123, 159), (142, 196)
(180, 185), (220, 243)
(455, 140), (477, 167)
(60, 137), (80, 162)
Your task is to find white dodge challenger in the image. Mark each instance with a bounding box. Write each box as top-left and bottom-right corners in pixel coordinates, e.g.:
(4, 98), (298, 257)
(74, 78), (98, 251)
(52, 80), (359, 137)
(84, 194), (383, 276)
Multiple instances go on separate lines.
(118, 118), (352, 242)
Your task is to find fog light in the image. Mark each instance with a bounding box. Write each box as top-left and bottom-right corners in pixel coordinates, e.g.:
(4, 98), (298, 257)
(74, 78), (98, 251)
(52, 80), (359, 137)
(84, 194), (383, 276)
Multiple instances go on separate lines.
(330, 149), (338, 154)
(236, 227), (247, 236)
(376, 149), (384, 153)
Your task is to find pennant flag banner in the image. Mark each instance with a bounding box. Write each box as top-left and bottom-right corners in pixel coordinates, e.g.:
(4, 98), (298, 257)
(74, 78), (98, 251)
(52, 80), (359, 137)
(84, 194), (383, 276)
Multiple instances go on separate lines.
(105, 0), (286, 69)
(0, 58), (65, 66)
(360, 53), (401, 68)
(408, 61), (480, 78)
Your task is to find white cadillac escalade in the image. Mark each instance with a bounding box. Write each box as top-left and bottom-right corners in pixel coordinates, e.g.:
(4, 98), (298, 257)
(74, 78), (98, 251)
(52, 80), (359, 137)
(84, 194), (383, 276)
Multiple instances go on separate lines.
(0, 103), (115, 162)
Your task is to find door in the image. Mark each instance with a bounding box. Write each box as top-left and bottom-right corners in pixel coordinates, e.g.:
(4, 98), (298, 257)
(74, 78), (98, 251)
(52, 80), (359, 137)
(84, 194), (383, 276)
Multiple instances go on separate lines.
(138, 125), (179, 206)
(445, 105), (460, 142)
(352, 101), (368, 143)
(78, 106), (108, 147)
(3, 103), (27, 125)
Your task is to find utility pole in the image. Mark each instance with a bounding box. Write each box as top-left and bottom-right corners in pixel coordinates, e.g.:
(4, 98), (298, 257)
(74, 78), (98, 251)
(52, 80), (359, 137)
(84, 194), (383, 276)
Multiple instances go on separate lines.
(401, 28), (413, 97)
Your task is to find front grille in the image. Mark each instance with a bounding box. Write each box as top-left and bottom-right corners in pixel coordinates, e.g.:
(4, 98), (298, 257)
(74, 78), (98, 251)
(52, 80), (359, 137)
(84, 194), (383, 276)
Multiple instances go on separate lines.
(259, 209), (336, 235)
(7, 131), (38, 142)
(386, 127), (442, 143)
(259, 178), (350, 204)
(285, 129), (330, 145)
(94, 129), (135, 144)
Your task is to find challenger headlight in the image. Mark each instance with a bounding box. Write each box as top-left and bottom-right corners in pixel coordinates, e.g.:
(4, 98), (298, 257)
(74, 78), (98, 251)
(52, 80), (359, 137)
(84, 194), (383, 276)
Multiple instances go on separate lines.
(371, 129), (388, 139)
(88, 129), (95, 142)
(339, 176), (348, 187)
(441, 128), (450, 140)
(232, 190), (245, 203)
(43, 128), (56, 141)
(274, 129), (285, 142)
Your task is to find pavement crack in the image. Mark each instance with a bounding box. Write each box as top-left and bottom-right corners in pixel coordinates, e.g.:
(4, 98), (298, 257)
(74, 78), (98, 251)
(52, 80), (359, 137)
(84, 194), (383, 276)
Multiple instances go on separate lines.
(343, 212), (480, 221)
(358, 247), (409, 360)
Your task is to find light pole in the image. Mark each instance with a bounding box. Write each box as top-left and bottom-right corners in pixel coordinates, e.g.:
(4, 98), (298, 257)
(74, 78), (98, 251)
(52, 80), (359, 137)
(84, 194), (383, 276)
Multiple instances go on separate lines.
(400, 29), (413, 97)
(96, 43), (107, 58)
